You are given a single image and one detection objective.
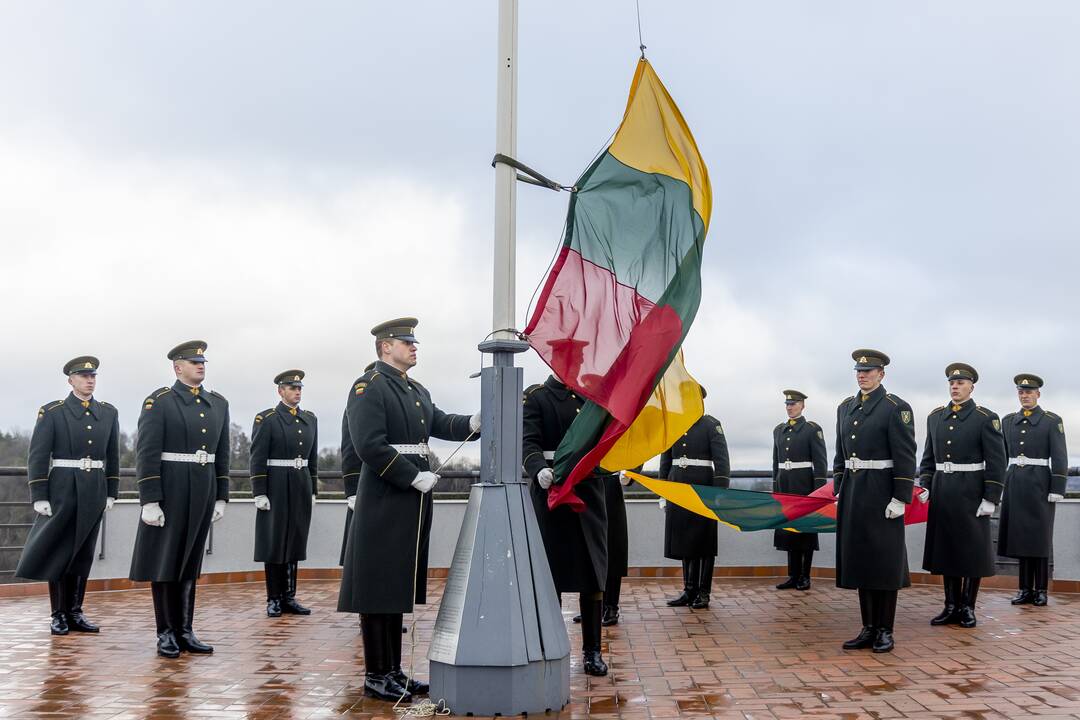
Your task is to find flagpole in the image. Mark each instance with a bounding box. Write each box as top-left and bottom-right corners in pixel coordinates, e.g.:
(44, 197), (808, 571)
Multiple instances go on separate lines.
(427, 1), (570, 713)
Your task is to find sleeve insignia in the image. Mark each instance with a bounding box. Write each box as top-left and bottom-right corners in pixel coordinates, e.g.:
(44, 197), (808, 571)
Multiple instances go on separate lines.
(817, 430), (824, 440)
(1059, 422), (1065, 434)
(716, 424), (724, 435)
(992, 418), (1001, 431)
(900, 410), (912, 424)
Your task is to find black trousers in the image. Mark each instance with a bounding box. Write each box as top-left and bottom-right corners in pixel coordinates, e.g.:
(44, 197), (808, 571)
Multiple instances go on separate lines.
(786, 549), (814, 579)
(1018, 557), (1049, 591)
(857, 589), (898, 631)
(360, 613), (405, 676)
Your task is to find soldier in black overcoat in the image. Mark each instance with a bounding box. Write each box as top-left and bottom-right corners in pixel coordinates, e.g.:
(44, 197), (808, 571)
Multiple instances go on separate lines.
(658, 386), (730, 610)
(339, 363), (373, 570)
(918, 363), (1006, 628)
(522, 374), (611, 677)
(997, 374), (1069, 606)
(337, 319), (478, 702)
(129, 341), (230, 659)
(834, 349), (916, 654)
(250, 370), (319, 618)
(771, 390), (828, 591)
(16, 356), (119, 635)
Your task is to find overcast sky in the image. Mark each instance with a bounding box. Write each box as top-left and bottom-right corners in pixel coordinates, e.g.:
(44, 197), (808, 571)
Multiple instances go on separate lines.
(1, 1), (1077, 468)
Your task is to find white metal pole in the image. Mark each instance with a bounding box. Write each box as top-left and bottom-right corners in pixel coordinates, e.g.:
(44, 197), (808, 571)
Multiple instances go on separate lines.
(493, 0), (518, 342)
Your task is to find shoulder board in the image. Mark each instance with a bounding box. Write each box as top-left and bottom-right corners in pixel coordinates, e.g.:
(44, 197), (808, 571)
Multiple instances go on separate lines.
(976, 406), (992, 417)
(98, 400), (113, 408)
(931, 406), (945, 414)
(1044, 411), (1060, 419)
(808, 420), (821, 429)
(703, 414), (718, 424)
(303, 409), (316, 417)
(264, 409), (277, 417)
(45, 400), (64, 412)
(254, 408), (275, 424)
(842, 395), (854, 404)
(885, 394), (900, 406)
(154, 387), (171, 398)
(1002, 411), (1015, 420)
(774, 422), (786, 431)
(524, 384), (543, 395)
(207, 389), (225, 399)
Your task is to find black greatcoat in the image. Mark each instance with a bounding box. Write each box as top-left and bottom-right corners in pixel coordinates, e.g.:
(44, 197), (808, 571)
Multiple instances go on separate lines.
(833, 385), (917, 591)
(339, 410), (362, 566)
(16, 394), (120, 581)
(919, 399), (1006, 577)
(249, 402), (319, 563)
(603, 475), (629, 580)
(522, 376), (608, 593)
(772, 416), (828, 551)
(129, 381), (231, 582)
(337, 361), (474, 614)
(659, 415), (730, 559)
(997, 406), (1069, 559)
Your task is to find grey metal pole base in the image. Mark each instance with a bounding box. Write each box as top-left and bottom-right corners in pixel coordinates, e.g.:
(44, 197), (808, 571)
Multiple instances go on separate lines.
(428, 354), (570, 716)
(428, 482), (570, 715)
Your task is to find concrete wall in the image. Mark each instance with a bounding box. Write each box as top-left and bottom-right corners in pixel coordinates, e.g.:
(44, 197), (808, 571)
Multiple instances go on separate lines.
(89, 497), (1080, 580)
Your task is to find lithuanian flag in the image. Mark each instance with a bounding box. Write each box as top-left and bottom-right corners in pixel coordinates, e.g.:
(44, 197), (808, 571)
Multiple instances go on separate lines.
(525, 59), (710, 510)
(630, 474), (931, 533)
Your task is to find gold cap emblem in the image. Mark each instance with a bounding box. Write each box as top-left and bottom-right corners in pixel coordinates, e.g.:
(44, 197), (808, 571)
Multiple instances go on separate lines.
(84, 361), (93, 369)
(952, 368), (961, 375)
(293, 375), (300, 381)
(196, 347), (205, 354)
(858, 356), (867, 363)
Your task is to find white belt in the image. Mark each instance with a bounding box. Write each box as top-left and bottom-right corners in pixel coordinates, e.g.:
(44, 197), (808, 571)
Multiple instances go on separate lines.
(1009, 456), (1050, 467)
(52, 458), (103, 470)
(392, 443), (429, 456)
(267, 458), (309, 469)
(161, 451), (216, 465)
(779, 461), (813, 471)
(935, 462), (985, 473)
(672, 458), (714, 469)
(844, 459), (894, 470)
(542, 451), (555, 460)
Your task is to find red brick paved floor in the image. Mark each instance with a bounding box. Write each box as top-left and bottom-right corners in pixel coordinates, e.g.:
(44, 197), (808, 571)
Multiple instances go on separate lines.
(0, 578), (1079, 719)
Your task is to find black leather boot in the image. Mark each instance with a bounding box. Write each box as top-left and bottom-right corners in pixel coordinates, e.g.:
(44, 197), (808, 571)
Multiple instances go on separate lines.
(151, 582), (180, 658)
(362, 614), (411, 701)
(931, 576), (961, 625)
(776, 551), (799, 589)
(842, 589), (874, 650)
(1012, 558), (1034, 605)
(872, 590), (897, 653)
(388, 613), (428, 695)
(667, 559), (697, 606)
(265, 563), (283, 617)
(281, 562), (311, 615)
(1033, 558), (1049, 606)
(602, 575), (621, 626)
(48, 580), (69, 636)
(175, 580), (213, 653)
(601, 604), (620, 626)
(795, 549), (813, 591)
(958, 577), (980, 628)
(690, 558), (713, 609)
(580, 594), (608, 676)
(65, 575), (99, 632)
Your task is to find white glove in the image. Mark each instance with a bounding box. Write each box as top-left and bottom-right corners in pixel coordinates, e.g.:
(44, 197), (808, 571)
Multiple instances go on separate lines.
(536, 468), (554, 490)
(917, 488), (930, 504)
(254, 495), (271, 511)
(412, 471), (439, 494)
(105, 497), (115, 511)
(346, 495), (356, 511)
(33, 500), (52, 517)
(312, 493), (318, 504)
(469, 411), (482, 434)
(885, 498), (905, 519)
(212, 500), (227, 523)
(1048, 493), (1064, 503)
(619, 471), (632, 486)
(141, 502), (165, 527)
(658, 497), (667, 510)
(976, 499), (995, 517)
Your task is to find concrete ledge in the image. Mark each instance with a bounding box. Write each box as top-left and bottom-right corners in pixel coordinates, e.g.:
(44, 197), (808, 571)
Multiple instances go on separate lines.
(4, 565), (1078, 598)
